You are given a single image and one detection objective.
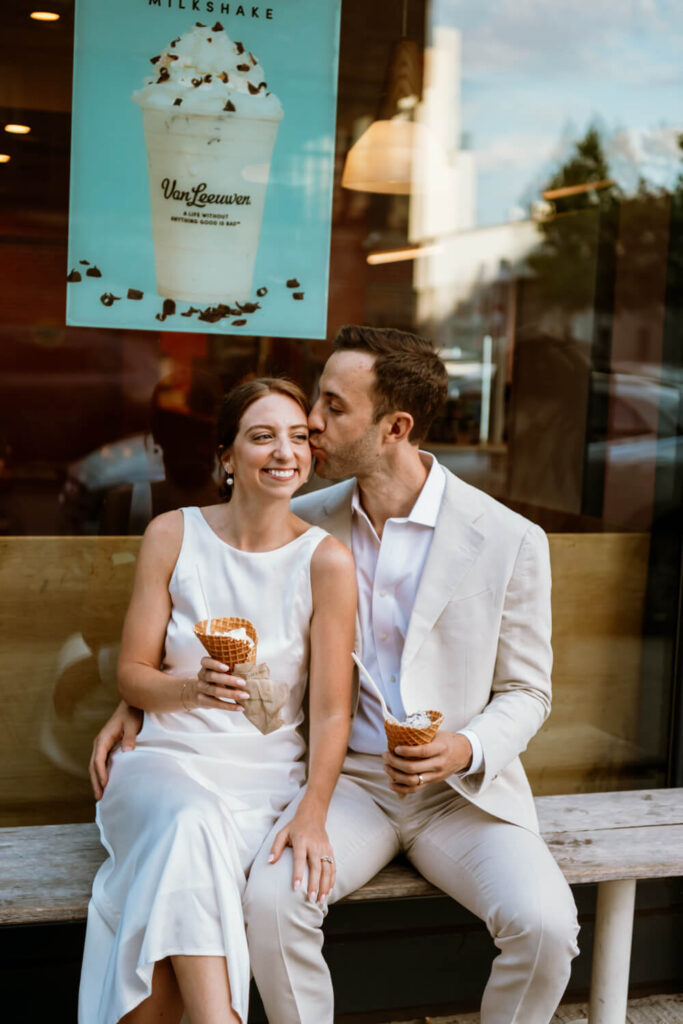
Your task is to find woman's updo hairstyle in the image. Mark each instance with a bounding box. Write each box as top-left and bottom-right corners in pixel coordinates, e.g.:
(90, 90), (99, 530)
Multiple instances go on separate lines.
(217, 377), (310, 501)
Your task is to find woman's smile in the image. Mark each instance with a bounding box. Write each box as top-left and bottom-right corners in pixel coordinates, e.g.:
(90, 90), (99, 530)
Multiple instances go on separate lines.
(261, 467), (298, 481)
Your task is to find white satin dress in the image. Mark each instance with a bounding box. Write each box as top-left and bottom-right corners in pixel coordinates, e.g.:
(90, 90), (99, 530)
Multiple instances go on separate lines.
(78, 507), (327, 1024)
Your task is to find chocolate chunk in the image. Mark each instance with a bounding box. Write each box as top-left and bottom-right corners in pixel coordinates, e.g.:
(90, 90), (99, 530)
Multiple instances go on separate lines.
(223, 99), (236, 112)
(249, 52), (257, 65)
(170, 37), (180, 48)
(256, 286), (268, 297)
(218, 71), (229, 82)
(212, 22), (224, 32)
(79, 260), (90, 265)
(286, 278), (300, 288)
(235, 41), (245, 55)
(157, 67), (170, 83)
(168, 53), (178, 61)
(181, 306), (200, 317)
(155, 298), (175, 322)
(207, 38), (212, 43)
(100, 293), (120, 307)
(203, 74), (212, 83)
(232, 319), (247, 326)
(195, 22), (206, 28)
(237, 63), (250, 72)
(66, 270), (81, 283)
(292, 292), (304, 300)
(247, 81), (261, 95)
(127, 288), (143, 300)
(86, 265), (102, 277)
(173, 97), (182, 106)
(198, 307), (223, 323)
(197, 303), (238, 323)
(236, 301), (260, 313)
(192, 78), (203, 88)
(150, 55), (161, 65)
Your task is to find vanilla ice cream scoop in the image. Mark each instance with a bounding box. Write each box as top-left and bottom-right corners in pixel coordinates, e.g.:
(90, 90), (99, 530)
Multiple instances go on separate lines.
(207, 626), (254, 645)
(400, 711), (433, 729)
(132, 21), (283, 120)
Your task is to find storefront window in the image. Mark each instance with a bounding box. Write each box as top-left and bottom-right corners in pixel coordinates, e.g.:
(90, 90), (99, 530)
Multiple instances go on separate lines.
(1, 0), (681, 824)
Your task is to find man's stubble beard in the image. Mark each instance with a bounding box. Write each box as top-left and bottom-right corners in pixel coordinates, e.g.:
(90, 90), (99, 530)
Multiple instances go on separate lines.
(313, 425), (382, 482)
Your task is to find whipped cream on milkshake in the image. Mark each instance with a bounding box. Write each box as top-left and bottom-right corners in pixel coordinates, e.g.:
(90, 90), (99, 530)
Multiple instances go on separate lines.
(133, 22), (284, 304)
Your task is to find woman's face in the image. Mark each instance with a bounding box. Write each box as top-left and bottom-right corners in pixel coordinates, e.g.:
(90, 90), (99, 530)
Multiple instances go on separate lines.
(223, 392), (312, 501)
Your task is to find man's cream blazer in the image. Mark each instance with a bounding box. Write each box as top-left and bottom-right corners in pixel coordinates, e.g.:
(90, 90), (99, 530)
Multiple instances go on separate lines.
(292, 467), (552, 834)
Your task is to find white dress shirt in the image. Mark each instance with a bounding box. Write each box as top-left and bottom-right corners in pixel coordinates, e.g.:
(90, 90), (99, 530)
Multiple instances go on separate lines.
(348, 453), (483, 776)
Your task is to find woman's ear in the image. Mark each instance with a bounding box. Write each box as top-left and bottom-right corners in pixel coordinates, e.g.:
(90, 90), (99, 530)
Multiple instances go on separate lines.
(219, 447), (233, 475)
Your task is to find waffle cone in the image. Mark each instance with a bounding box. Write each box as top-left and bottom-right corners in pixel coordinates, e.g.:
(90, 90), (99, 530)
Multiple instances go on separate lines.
(384, 710), (444, 752)
(193, 617), (258, 670)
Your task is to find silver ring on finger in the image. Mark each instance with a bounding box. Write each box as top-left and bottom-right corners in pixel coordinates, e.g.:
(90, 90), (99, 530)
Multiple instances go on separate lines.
(320, 855), (334, 864)
(418, 774), (424, 786)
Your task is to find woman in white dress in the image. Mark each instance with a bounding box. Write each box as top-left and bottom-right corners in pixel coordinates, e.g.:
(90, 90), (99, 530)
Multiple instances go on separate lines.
(78, 378), (357, 1024)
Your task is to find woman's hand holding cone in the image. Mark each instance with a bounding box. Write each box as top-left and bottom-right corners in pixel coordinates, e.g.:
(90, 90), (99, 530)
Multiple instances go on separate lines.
(186, 656), (251, 711)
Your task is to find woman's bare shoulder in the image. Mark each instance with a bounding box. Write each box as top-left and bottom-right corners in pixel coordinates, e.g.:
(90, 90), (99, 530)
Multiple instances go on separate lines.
(310, 533), (355, 576)
(139, 510), (184, 571)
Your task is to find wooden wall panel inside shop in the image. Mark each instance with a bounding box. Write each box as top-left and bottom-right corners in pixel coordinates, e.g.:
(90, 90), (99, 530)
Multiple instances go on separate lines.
(0, 532), (650, 827)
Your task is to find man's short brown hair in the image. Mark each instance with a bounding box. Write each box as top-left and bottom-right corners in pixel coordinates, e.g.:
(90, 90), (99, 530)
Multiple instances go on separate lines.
(333, 325), (448, 443)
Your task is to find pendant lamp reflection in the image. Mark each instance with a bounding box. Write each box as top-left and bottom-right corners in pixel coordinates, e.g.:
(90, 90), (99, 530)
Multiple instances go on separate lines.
(341, 117), (448, 195)
(341, 11), (446, 195)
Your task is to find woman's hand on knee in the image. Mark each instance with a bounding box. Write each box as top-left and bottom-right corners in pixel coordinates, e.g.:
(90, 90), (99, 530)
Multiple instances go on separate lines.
(268, 812), (336, 905)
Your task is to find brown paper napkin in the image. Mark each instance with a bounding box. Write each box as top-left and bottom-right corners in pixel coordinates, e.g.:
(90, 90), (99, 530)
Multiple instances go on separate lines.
(232, 662), (288, 735)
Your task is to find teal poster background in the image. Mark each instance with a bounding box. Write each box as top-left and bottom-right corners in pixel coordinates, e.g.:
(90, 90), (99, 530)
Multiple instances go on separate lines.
(67, 0), (341, 337)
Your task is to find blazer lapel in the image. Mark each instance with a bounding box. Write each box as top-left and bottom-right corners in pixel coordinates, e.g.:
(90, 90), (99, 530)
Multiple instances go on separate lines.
(400, 472), (485, 673)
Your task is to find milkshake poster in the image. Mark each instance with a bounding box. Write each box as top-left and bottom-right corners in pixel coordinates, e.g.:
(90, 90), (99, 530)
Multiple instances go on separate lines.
(67, 0), (341, 336)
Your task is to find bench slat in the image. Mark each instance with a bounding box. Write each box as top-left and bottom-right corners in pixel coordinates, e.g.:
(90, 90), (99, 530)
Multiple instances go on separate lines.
(1, 792), (682, 925)
(535, 789), (683, 833)
(544, 824), (683, 884)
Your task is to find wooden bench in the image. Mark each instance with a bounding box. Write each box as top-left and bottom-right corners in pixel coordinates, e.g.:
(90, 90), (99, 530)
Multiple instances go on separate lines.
(0, 533), (674, 1020)
(1, 789), (681, 1024)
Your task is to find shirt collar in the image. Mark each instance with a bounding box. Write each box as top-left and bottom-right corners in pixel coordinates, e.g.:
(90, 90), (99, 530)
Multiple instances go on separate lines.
(351, 451), (446, 529)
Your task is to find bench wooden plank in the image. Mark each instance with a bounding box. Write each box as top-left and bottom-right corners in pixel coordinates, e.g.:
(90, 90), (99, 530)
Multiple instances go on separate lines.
(0, 823), (102, 925)
(1, 792), (682, 925)
(535, 789), (683, 833)
(544, 824), (683, 883)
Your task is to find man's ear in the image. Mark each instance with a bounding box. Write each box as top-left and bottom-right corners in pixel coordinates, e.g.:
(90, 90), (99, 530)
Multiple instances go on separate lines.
(384, 411), (414, 444)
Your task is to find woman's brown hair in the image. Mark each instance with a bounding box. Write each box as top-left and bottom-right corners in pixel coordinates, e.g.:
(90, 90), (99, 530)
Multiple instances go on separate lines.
(216, 377), (310, 500)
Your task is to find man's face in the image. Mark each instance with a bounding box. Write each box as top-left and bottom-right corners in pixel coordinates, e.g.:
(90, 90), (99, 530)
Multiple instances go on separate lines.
(307, 350), (383, 480)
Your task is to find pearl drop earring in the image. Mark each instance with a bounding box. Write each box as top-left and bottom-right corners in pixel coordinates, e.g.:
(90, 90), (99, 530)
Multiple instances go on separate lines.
(226, 470), (234, 486)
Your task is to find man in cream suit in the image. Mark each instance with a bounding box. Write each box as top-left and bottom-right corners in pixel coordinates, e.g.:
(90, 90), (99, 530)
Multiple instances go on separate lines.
(243, 326), (579, 1024)
(91, 326), (579, 1023)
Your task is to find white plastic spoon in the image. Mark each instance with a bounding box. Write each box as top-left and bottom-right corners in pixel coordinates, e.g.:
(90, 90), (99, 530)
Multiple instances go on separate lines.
(196, 566), (212, 633)
(351, 652), (398, 723)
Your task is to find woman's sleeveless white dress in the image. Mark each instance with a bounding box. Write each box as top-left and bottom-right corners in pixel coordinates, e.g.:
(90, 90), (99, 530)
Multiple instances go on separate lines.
(78, 507), (328, 1024)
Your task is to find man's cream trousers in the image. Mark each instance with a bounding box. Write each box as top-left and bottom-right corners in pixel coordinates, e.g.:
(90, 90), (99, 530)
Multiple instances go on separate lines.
(244, 752), (579, 1024)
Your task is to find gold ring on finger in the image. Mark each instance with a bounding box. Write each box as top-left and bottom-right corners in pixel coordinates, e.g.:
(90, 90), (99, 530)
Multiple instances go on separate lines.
(320, 855), (335, 864)
(418, 774), (424, 786)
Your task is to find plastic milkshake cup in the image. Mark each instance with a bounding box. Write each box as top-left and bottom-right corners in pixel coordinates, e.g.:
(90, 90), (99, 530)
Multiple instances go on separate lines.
(133, 22), (283, 304)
